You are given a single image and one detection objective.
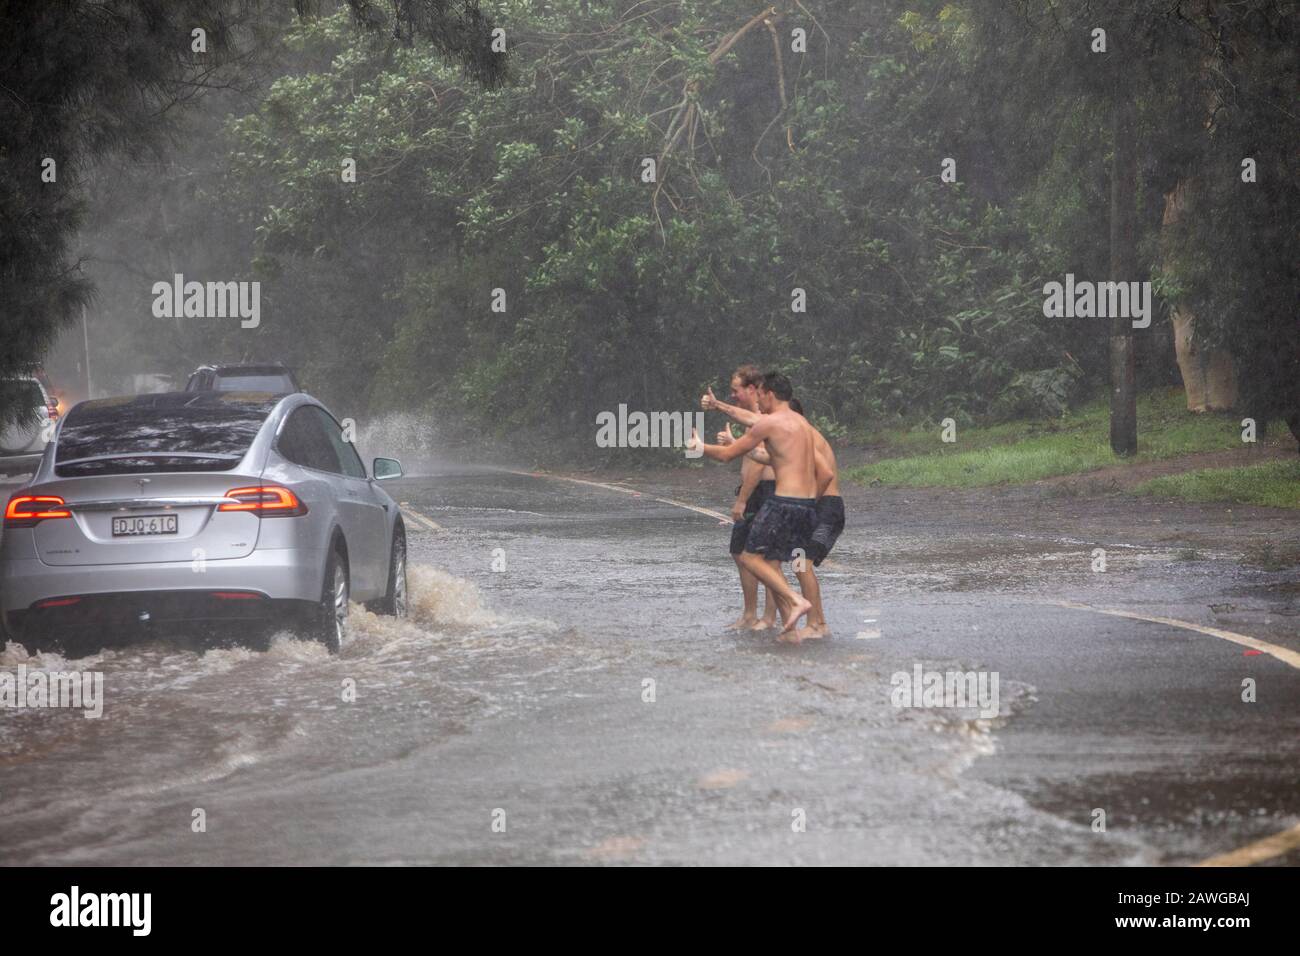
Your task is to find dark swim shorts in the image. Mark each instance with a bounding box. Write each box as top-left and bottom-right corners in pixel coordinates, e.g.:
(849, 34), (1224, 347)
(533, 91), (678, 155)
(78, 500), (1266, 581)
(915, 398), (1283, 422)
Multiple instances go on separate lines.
(805, 494), (845, 566)
(728, 479), (776, 555)
(744, 494), (818, 563)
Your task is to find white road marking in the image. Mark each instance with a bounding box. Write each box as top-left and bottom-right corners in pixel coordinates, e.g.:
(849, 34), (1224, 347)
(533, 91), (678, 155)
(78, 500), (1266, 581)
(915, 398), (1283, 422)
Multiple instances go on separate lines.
(1052, 599), (1300, 866)
(1051, 600), (1300, 670)
(509, 471), (731, 522)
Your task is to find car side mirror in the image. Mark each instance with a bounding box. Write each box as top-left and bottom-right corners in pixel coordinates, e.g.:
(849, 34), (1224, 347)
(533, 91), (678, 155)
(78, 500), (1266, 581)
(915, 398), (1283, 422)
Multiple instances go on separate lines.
(372, 457), (403, 480)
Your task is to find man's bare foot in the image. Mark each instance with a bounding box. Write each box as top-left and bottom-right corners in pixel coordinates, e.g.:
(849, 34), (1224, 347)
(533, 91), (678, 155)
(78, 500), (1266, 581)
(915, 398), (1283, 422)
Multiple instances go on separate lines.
(726, 615), (759, 631)
(794, 624), (827, 641)
(778, 597), (813, 635)
(777, 628), (805, 644)
(750, 618), (776, 631)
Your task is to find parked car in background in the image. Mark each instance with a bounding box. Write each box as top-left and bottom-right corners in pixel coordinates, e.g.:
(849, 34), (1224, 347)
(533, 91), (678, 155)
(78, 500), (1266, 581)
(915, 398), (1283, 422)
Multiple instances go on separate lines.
(0, 377), (58, 477)
(1, 391), (406, 655)
(185, 363), (300, 394)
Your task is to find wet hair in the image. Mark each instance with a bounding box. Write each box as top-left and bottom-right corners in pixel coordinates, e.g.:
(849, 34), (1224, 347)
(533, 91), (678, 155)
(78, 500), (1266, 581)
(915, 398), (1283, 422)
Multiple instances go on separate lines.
(732, 364), (764, 388)
(761, 371), (794, 401)
(788, 397), (804, 416)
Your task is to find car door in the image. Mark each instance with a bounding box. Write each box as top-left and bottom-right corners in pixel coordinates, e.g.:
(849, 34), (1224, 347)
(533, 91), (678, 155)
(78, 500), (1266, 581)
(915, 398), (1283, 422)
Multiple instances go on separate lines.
(274, 404), (344, 561)
(308, 406), (388, 598)
(275, 406), (366, 592)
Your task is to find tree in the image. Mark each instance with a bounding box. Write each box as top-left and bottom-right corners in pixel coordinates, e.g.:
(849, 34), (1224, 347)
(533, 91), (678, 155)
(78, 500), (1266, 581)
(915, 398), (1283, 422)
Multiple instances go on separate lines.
(212, 1), (1057, 441)
(965, 0), (1298, 453)
(0, 0), (503, 424)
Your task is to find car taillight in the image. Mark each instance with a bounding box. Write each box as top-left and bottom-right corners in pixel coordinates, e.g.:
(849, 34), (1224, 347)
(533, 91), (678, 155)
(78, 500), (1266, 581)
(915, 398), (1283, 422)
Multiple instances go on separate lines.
(4, 495), (72, 528)
(219, 486), (307, 516)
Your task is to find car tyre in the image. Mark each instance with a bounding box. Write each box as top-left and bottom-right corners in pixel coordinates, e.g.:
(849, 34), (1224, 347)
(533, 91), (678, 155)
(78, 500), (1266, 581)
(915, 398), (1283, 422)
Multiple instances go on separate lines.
(368, 522), (407, 618)
(314, 543), (349, 654)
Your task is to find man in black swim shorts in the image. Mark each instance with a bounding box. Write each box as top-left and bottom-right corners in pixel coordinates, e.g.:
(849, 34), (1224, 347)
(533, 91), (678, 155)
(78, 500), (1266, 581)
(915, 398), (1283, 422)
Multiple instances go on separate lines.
(745, 491), (820, 563)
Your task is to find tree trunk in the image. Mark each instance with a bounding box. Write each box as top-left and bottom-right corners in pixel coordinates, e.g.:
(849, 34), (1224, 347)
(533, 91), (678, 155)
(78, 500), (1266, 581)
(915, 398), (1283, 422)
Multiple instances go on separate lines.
(1162, 180), (1240, 411)
(1109, 94), (1138, 456)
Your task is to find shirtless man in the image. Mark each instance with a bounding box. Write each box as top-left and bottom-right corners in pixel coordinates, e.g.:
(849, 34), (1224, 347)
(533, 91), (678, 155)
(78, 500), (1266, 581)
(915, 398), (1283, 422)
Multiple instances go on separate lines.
(722, 365), (778, 631)
(687, 372), (817, 639)
(704, 392), (844, 640)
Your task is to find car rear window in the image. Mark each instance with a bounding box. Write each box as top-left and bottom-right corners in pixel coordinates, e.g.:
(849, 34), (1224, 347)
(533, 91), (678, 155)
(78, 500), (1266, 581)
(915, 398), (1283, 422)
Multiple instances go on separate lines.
(55, 392), (279, 477)
(214, 373), (293, 392)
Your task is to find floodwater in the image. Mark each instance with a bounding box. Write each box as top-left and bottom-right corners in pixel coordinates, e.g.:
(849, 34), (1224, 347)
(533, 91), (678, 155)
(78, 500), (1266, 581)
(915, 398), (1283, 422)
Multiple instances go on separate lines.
(1, 464), (1296, 865)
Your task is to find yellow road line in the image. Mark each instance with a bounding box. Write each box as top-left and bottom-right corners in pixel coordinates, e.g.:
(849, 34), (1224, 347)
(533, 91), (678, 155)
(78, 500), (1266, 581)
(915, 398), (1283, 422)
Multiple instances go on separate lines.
(398, 502), (442, 532)
(1051, 600), (1300, 866)
(1195, 823), (1300, 867)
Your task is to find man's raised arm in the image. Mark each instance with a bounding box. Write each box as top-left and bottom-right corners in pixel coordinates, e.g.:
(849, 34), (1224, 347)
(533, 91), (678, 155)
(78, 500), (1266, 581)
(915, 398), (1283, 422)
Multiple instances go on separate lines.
(688, 419), (768, 463)
(700, 387), (759, 427)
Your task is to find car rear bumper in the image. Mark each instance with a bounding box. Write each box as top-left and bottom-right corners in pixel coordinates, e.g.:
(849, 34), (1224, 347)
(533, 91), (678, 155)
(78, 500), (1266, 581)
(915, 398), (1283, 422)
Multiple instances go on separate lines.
(0, 547), (325, 632)
(6, 591), (318, 639)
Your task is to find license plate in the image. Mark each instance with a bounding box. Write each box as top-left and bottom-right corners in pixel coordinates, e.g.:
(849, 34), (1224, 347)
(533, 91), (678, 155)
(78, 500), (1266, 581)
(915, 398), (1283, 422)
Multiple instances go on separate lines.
(112, 514), (178, 537)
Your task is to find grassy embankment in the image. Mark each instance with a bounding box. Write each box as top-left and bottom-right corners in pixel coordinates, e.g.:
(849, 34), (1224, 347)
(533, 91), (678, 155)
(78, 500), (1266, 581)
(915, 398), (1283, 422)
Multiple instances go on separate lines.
(846, 388), (1298, 508)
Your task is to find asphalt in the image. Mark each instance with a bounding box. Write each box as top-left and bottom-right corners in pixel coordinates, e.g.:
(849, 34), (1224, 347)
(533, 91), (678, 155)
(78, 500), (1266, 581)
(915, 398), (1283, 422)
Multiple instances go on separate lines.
(0, 464), (1296, 865)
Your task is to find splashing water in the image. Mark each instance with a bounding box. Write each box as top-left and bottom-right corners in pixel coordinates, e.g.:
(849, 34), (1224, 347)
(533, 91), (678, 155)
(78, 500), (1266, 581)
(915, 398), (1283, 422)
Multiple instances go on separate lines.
(358, 411), (441, 473)
(0, 561), (561, 850)
(407, 565), (499, 629)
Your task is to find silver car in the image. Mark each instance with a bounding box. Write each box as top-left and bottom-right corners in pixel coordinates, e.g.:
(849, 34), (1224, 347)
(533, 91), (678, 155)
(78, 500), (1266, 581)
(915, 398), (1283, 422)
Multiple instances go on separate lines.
(1, 391), (407, 655)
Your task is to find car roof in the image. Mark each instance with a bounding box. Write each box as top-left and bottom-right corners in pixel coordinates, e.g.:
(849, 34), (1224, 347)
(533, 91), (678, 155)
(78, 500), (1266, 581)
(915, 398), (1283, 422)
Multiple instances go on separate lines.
(195, 363), (293, 373)
(68, 390), (285, 418)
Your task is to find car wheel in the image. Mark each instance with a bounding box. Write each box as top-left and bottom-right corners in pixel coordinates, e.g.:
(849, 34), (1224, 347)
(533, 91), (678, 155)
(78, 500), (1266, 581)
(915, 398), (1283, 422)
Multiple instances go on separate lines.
(370, 523), (407, 618)
(314, 544), (349, 653)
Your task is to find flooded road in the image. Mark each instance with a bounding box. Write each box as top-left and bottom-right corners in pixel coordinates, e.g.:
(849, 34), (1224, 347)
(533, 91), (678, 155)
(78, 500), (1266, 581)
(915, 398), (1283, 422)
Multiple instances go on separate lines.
(1, 465), (1297, 865)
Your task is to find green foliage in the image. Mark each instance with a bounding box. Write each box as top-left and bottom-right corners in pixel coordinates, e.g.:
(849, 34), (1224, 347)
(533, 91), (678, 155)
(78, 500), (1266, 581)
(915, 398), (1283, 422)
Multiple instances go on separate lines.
(212, 0), (1088, 436)
(57, 0), (1295, 453)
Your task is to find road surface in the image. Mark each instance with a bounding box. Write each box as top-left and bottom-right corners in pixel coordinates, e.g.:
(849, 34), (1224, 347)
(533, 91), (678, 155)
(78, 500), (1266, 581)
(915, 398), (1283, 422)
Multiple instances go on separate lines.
(1, 464), (1297, 865)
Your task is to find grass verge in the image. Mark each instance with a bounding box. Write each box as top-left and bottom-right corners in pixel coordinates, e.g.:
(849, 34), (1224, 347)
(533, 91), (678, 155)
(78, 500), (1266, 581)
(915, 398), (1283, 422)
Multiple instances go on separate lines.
(1134, 460), (1300, 511)
(847, 389), (1279, 488)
